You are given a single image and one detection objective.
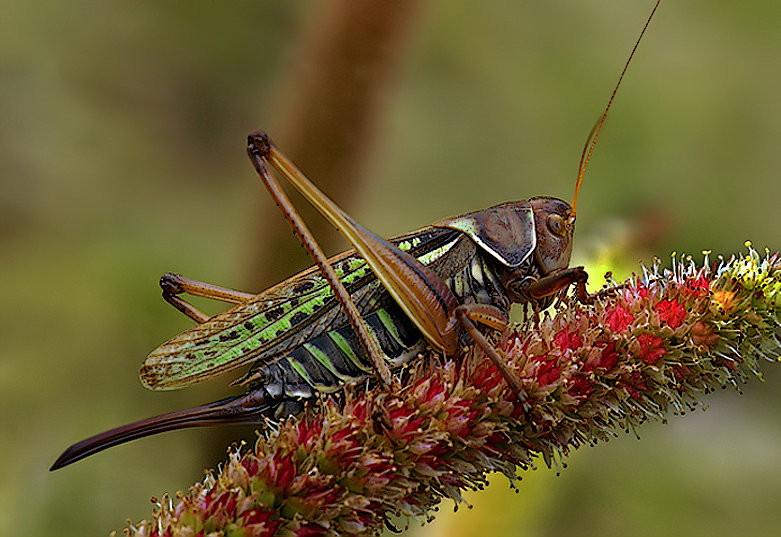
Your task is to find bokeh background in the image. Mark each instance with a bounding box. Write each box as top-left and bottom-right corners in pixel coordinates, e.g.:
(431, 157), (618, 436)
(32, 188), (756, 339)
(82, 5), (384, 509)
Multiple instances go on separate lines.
(2, 1), (780, 535)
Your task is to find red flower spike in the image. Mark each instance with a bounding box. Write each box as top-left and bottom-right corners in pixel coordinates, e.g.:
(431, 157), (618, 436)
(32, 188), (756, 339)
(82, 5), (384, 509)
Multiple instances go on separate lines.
(637, 333), (667, 365)
(655, 298), (687, 329)
(295, 523), (326, 537)
(599, 340), (620, 371)
(125, 249), (781, 537)
(585, 340), (620, 372)
(553, 328), (583, 352)
(634, 279), (649, 299)
(622, 370), (651, 399)
(604, 304), (635, 332)
(568, 375), (595, 399)
(691, 320), (720, 350)
(535, 359), (561, 387)
(683, 272), (710, 298)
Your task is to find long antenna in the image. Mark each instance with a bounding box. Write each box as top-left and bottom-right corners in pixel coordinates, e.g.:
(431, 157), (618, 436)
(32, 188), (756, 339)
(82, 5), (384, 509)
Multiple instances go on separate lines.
(570, 0), (661, 218)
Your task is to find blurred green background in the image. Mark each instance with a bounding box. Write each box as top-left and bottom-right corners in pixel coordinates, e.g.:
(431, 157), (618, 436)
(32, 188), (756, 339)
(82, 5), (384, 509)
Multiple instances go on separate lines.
(2, 1), (780, 535)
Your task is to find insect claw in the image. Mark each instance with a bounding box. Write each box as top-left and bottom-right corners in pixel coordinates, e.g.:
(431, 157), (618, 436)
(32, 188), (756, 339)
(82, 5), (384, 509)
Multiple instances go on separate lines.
(591, 281), (630, 300)
(246, 131), (272, 158)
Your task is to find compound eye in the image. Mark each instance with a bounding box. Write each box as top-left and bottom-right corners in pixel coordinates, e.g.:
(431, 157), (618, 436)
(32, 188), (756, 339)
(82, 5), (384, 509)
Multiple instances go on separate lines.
(547, 213), (567, 237)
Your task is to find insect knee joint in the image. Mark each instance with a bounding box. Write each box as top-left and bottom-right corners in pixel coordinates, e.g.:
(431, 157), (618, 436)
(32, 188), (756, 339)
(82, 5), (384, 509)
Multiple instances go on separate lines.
(160, 273), (186, 295)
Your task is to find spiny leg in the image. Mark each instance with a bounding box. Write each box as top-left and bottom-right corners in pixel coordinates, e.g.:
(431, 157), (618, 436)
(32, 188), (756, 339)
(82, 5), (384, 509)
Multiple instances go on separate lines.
(526, 266), (593, 305)
(454, 303), (522, 395)
(160, 273), (256, 324)
(528, 267), (627, 305)
(591, 281), (631, 300)
(246, 134), (395, 388)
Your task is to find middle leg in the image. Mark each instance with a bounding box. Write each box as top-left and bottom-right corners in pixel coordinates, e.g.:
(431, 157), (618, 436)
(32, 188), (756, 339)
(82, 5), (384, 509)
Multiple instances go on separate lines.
(160, 273), (256, 324)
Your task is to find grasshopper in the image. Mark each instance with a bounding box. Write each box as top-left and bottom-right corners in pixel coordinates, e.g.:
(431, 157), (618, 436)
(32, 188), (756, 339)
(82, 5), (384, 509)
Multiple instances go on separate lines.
(51, 1), (660, 471)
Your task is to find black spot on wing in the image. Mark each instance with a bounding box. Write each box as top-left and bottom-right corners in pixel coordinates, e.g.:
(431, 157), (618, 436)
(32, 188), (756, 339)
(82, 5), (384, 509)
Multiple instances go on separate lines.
(289, 311), (309, 327)
(294, 281), (315, 294)
(266, 306), (284, 322)
(218, 330), (240, 342)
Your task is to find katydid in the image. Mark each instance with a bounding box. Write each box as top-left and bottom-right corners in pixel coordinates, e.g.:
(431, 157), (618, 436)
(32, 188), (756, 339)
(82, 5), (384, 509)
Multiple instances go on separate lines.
(51, 1), (660, 470)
